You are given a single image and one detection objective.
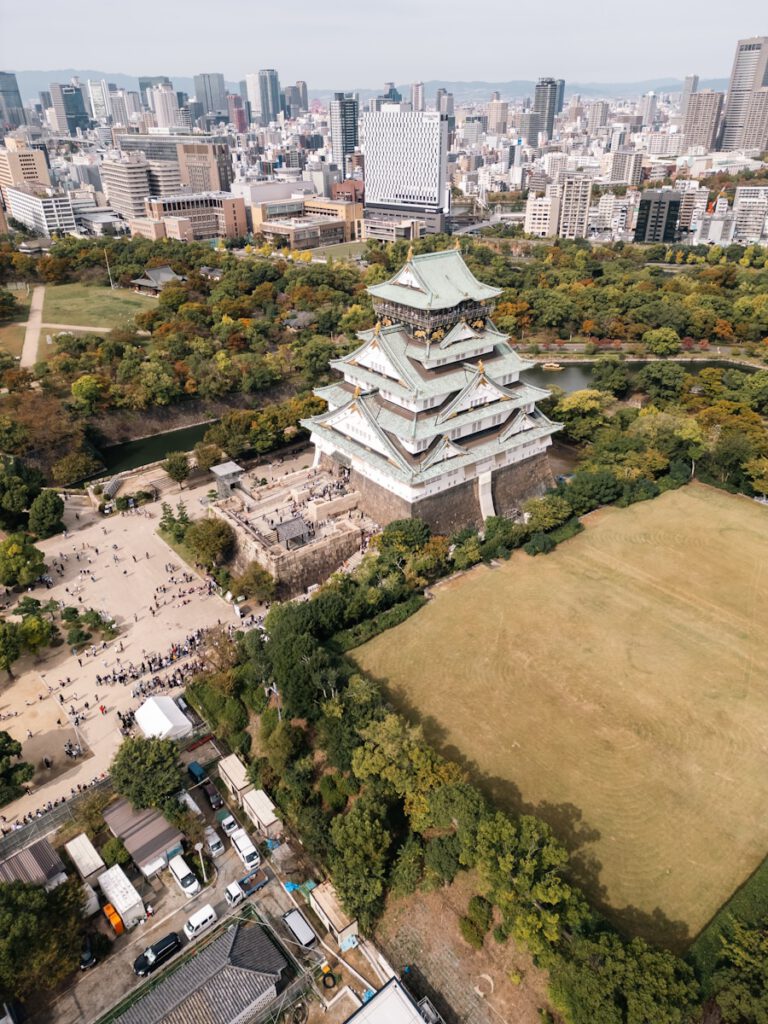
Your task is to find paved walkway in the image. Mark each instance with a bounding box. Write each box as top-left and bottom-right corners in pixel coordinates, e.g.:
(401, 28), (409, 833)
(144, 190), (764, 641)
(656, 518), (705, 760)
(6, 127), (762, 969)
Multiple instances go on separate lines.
(40, 322), (114, 333)
(20, 284), (45, 367)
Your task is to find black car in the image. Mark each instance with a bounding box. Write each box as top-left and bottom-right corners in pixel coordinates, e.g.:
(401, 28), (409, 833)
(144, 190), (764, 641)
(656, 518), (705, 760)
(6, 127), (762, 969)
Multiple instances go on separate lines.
(202, 782), (223, 810)
(80, 934), (98, 970)
(133, 932), (182, 977)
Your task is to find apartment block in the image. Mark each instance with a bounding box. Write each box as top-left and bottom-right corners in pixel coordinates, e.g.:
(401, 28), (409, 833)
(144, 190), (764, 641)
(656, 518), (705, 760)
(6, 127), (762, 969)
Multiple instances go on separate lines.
(177, 142), (232, 192)
(524, 191), (560, 237)
(0, 142), (51, 201)
(6, 186), (76, 235)
(558, 174), (592, 239)
(682, 90), (724, 151)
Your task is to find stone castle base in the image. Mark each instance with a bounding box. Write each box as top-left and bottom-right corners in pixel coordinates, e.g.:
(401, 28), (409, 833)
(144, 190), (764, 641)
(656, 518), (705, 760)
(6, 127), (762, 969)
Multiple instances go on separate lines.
(345, 451), (555, 535)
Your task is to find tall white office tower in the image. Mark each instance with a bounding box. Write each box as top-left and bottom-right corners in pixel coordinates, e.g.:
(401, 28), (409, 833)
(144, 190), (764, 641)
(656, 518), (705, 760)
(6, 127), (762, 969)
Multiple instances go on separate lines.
(411, 82), (425, 112)
(721, 36), (768, 150)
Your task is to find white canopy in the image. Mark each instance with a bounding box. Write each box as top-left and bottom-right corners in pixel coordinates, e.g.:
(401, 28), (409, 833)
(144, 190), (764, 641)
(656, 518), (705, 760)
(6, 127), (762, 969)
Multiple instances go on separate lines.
(135, 696), (192, 741)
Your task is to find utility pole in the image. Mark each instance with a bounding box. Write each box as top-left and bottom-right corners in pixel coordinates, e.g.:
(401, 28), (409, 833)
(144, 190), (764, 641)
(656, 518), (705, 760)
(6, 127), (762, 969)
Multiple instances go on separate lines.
(104, 248), (115, 289)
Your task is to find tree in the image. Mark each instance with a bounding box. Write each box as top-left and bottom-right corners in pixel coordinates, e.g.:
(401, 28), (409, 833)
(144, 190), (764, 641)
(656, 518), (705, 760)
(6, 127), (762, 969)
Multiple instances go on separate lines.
(712, 917), (768, 1024)
(109, 736), (181, 810)
(561, 470), (621, 516)
(194, 441), (223, 472)
(329, 802), (391, 930)
(185, 517), (235, 567)
(0, 730), (33, 804)
(27, 490), (65, 538)
(745, 457), (768, 496)
(635, 362), (689, 404)
(0, 623), (22, 680)
(642, 327), (681, 357)
(233, 561), (276, 602)
(591, 357), (631, 397)
(523, 494), (573, 532)
(0, 533), (45, 587)
(0, 881), (84, 1000)
(51, 450), (101, 487)
(70, 374), (104, 414)
(101, 837), (131, 867)
(548, 932), (700, 1024)
(553, 390), (610, 443)
(19, 614), (55, 658)
(162, 450), (190, 490)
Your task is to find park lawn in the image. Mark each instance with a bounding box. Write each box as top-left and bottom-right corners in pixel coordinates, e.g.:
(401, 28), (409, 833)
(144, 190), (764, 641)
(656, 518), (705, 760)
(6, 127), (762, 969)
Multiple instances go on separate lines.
(0, 296), (31, 358)
(353, 483), (768, 952)
(42, 283), (156, 328)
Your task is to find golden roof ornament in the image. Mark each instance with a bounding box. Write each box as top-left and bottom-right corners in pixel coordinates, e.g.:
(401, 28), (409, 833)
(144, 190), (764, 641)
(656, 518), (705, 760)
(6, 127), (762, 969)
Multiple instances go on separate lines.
(373, 320), (381, 335)
(454, 238), (461, 250)
(407, 245), (414, 261)
(353, 385), (361, 398)
(478, 359), (485, 374)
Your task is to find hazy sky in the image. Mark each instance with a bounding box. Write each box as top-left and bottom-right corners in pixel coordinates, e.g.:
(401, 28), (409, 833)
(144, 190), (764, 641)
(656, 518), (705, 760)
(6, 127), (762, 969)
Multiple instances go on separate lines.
(0, 0), (762, 85)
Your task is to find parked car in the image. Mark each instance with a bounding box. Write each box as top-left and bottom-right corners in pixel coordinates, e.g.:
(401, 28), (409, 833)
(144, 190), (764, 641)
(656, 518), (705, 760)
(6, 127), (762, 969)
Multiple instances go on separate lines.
(216, 809), (238, 836)
(202, 782), (223, 810)
(80, 934), (98, 970)
(168, 854), (201, 896)
(204, 826), (224, 859)
(231, 828), (260, 870)
(187, 761), (206, 785)
(133, 932), (182, 977)
(183, 903), (217, 941)
(225, 868), (269, 908)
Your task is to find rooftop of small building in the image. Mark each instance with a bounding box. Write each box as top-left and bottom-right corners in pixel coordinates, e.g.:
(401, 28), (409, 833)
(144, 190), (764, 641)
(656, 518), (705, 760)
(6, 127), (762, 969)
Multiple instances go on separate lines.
(367, 248), (502, 312)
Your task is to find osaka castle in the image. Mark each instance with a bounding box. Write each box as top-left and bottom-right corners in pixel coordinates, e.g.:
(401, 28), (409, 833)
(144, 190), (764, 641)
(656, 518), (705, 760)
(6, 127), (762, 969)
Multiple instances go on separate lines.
(301, 248), (562, 533)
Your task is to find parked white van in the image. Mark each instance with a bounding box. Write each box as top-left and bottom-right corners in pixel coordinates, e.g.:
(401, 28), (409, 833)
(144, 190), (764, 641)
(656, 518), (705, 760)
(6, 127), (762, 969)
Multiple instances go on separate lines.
(168, 855), (200, 896)
(282, 908), (317, 948)
(231, 828), (260, 871)
(204, 826), (224, 859)
(183, 903), (217, 940)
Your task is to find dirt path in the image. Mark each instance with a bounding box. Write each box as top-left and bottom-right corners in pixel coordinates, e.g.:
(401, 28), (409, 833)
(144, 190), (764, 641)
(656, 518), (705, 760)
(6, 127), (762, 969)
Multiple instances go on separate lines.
(20, 284), (45, 367)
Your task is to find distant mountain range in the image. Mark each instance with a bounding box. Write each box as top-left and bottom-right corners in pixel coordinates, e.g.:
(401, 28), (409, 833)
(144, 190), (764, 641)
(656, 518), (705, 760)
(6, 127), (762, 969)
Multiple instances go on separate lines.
(11, 69), (729, 105)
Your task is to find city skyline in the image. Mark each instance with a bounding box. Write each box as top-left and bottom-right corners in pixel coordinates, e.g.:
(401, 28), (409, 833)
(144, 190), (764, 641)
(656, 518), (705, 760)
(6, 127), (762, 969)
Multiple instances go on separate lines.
(0, 0), (763, 84)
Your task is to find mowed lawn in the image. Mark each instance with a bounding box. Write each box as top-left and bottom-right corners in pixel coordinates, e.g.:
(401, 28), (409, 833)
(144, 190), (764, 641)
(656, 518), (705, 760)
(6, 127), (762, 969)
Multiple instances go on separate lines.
(353, 484), (768, 950)
(42, 283), (156, 327)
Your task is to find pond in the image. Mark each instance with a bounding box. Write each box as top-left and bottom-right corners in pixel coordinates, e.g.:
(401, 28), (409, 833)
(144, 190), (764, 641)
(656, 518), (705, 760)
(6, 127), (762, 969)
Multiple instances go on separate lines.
(521, 359), (759, 393)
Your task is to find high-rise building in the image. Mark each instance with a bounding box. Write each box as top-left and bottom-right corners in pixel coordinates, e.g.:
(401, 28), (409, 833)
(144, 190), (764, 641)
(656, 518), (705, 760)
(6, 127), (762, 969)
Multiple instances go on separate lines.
(362, 106), (449, 234)
(193, 73), (227, 115)
(0, 141), (51, 202)
(411, 82), (425, 112)
(607, 148), (644, 186)
(634, 189), (681, 242)
(177, 142), (233, 192)
(487, 92), (509, 135)
(151, 83), (181, 129)
(558, 174), (592, 239)
(681, 74), (699, 117)
(50, 82), (90, 134)
(227, 94), (248, 133)
(587, 100), (610, 132)
(741, 87), (768, 151)
(534, 78), (559, 138)
(296, 80), (309, 111)
(258, 69), (281, 124)
(682, 90), (724, 151)
(555, 78), (566, 114)
(0, 72), (25, 129)
(721, 37), (768, 150)
(87, 80), (112, 121)
(138, 76), (171, 106)
(38, 90), (52, 111)
(101, 155), (151, 219)
(639, 91), (657, 128)
(329, 93), (359, 173)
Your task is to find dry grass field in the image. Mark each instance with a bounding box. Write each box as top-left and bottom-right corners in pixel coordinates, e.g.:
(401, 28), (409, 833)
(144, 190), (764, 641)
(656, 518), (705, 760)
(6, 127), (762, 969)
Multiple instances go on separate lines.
(353, 483), (768, 950)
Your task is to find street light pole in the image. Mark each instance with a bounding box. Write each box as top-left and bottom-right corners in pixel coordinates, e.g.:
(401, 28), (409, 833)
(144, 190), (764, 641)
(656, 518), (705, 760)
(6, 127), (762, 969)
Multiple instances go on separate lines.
(194, 841), (206, 883)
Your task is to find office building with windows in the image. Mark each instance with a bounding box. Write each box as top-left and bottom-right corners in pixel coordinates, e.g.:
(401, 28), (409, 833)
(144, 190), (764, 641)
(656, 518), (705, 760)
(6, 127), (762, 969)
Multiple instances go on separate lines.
(0, 141), (51, 202)
(721, 36), (768, 149)
(329, 93), (359, 173)
(258, 69), (281, 124)
(634, 189), (681, 243)
(6, 186), (76, 235)
(362, 106), (449, 235)
(50, 82), (89, 134)
(177, 141), (232, 192)
(682, 90), (724, 151)
(742, 87), (768, 151)
(558, 174), (592, 240)
(681, 74), (699, 117)
(0, 72), (26, 129)
(533, 78), (559, 138)
(194, 73), (227, 115)
(411, 82), (424, 112)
